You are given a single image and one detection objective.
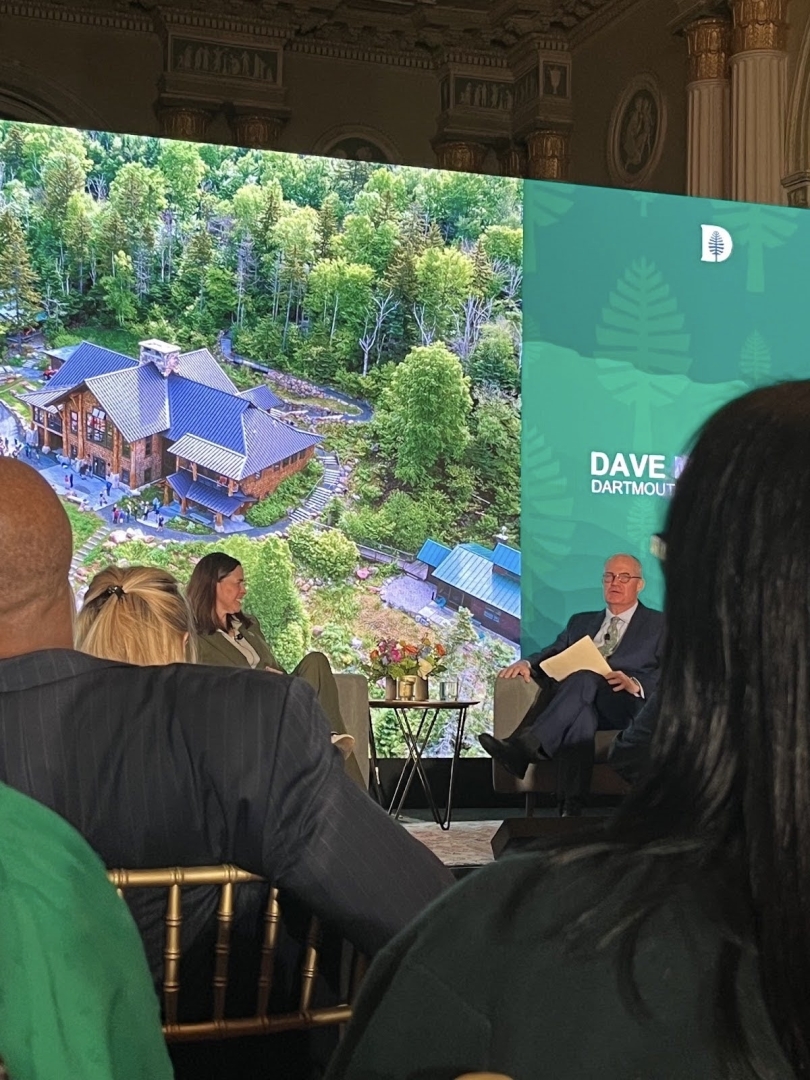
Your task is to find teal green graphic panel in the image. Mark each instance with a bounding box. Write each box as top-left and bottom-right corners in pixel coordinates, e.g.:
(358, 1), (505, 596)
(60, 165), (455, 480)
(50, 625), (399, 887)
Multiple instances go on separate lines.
(522, 181), (810, 654)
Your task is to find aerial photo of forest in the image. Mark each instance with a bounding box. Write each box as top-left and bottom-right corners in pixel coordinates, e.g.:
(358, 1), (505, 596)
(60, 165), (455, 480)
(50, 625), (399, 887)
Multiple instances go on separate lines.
(0, 121), (523, 754)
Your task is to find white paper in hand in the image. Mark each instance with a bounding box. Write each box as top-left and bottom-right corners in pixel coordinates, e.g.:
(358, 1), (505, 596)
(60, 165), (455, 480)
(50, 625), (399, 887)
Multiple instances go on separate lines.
(539, 635), (612, 681)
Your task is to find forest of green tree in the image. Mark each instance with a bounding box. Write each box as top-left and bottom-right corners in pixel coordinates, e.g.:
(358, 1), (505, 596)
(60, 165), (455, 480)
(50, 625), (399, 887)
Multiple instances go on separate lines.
(0, 122), (523, 549)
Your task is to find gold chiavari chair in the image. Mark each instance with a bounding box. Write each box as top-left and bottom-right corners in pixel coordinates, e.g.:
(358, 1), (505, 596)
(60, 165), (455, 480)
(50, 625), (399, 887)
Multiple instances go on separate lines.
(455, 1074), (515, 1079)
(107, 864), (363, 1043)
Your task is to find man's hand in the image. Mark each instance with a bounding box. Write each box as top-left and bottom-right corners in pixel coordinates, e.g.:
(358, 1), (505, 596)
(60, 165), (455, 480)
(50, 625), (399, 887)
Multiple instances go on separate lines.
(605, 670), (640, 695)
(498, 659), (534, 682)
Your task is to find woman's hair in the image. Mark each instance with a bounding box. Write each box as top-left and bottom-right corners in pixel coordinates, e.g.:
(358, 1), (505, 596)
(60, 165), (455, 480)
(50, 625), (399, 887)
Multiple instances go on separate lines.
(75, 565), (196, 666)
(545, 381), (810, 1078)
(186, 551), (252, 636)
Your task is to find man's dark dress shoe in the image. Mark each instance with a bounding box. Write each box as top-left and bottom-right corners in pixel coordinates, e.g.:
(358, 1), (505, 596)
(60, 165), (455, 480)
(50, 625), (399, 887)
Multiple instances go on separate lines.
(560, 798), (583, 818)
(478, 733), (529, 779)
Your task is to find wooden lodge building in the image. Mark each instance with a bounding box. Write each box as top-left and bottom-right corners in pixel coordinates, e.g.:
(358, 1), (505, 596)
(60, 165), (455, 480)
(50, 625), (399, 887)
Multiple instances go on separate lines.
(24, 339), (321, 526)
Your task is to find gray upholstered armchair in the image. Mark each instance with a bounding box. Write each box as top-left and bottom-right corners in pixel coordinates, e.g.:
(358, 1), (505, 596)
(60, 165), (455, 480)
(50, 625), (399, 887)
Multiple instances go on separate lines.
(492, 677), (628, 814)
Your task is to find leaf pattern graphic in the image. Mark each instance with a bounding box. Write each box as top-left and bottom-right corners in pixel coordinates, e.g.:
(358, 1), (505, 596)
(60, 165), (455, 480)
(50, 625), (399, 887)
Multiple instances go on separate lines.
(739, 330), (772, 386)
(520, 425), (575, 575)
(710, 201), (800, 293)
(627, 501), (662, 561)
(523, 181), (576, 276)
(630, 191), (660, 218)
(595, 258), (691, 375)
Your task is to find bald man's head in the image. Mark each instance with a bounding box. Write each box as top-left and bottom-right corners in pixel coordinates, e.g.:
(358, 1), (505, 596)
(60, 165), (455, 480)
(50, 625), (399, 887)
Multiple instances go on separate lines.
(0, 460), (74, 655)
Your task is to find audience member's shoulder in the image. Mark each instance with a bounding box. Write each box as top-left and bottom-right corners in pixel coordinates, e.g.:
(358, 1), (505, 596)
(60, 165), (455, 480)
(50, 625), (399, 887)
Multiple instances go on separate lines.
(165, 662), (324, 727)
(400, 847), (605, 953)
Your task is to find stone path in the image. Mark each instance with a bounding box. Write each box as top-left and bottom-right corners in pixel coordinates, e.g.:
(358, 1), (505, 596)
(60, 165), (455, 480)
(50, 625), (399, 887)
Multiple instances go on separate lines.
(70, 522), (110, 590)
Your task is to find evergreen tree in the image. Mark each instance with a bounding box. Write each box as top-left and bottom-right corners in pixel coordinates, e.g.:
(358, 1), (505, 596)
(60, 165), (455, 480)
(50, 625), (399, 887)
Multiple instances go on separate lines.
(0, 209), (41, 331)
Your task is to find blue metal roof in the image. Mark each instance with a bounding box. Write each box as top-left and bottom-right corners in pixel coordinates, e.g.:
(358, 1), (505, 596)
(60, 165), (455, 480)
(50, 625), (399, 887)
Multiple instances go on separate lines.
(177, 349), (238, 394)
(24, 388), (63, 409)
(239, 385), (283, 411)
(45, 345), (79, 364)
(460, 542), (495, 560)
(416, 539), (452, 567)
(45, 341), (137, 393)
(492, 542), (521, 576)
(166, 376), (249, 452)
(166, 433), (246, 479)
(86, 364), (169, 443)
(241, 411), (321, 477)
(167, 471), (254, 517)
(432, 545), (521, 620)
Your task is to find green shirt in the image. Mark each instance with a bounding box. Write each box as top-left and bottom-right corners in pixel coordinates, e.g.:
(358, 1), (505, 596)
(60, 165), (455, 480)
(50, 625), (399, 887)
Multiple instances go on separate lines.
(0, 782), (173, 1080)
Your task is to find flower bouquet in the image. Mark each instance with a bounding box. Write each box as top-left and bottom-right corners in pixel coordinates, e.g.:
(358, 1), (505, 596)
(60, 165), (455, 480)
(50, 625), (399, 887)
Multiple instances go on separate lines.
(415, 636), (447, 680)
(367, 638), (420, 682)
(368, 636), (447, 700)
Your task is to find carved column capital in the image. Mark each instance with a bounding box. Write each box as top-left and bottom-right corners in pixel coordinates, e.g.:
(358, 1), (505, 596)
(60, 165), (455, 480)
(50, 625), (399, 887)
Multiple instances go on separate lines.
(783, 171), (810, 208)
(729, 0), (788, 54)
(231, 111), (285, 150)
(156, 103), (214, 141)
(685, 16), (731, 81)
(498, 144), (528, 178)
(433, 140), (488, 173)
(526, 127), (570, 181)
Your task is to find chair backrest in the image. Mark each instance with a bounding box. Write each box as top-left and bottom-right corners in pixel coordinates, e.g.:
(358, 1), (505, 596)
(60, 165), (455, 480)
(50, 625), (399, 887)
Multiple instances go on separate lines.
(455, 1074), (515, 1079)
(107, 864), (362, 1043)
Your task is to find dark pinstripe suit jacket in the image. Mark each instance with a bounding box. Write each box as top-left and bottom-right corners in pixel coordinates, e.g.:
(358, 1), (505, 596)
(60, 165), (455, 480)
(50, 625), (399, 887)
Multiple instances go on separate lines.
(0, 649), (453, 980)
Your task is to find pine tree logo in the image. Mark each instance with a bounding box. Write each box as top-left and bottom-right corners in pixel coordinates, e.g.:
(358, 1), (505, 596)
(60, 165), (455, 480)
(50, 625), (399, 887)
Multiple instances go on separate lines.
(708, 230), (724, 259)
(700, 224), (733, 264)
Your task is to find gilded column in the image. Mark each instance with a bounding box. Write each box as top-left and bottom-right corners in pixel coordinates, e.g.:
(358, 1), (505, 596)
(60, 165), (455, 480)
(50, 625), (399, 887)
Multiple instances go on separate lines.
(231, 112), (285, 150)
(685, 16), (730, 198)
(729, 0), (788, 205)
(156, 103), (212, 141)
(526, 127), (570, 181)
(498, 144), (528, 178)
(433, 140), (487, 173)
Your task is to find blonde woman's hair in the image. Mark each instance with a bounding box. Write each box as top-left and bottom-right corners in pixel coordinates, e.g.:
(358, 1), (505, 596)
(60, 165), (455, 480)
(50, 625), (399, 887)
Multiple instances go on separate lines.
(75, 565), (197, 666)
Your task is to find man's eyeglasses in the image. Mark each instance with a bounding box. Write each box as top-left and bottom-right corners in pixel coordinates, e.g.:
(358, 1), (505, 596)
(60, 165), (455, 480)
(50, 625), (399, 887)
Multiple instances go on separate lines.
(602, 573), (642, 584)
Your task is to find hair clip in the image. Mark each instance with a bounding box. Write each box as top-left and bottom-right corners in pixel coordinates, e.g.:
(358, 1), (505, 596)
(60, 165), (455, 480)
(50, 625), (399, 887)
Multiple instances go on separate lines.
(103, 584), (126, 602)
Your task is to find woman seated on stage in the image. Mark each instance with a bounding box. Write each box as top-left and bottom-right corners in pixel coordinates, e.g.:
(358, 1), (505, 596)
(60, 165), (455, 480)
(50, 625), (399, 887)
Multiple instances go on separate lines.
(75, 565), (195, 666)
(186, 551), (361, 785)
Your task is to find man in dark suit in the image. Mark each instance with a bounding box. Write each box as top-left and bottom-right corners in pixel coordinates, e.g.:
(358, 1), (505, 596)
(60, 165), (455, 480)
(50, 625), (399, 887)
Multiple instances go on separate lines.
(0, 460), (452, 985)
(479, 554), (663, 814)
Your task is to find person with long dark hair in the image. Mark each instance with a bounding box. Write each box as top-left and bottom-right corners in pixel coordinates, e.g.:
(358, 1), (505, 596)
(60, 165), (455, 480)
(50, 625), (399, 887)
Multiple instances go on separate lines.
(326, 382), (809, 1080)
(187, 551), (363, 786)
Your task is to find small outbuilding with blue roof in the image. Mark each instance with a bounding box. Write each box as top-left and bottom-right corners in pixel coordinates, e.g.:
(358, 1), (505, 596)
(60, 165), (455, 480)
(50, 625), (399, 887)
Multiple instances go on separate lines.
(415, 538), (521, 642)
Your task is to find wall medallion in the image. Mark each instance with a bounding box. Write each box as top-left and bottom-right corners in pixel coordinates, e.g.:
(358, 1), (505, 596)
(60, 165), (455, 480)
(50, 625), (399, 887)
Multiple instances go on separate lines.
(607, 74), (666, 189)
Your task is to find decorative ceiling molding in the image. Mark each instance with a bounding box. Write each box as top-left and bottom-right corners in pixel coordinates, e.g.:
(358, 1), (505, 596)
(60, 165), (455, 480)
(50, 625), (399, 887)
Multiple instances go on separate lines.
(567, 0), (651, 47)
(0, 0), (661, 66)
(0, 1), (153, 33)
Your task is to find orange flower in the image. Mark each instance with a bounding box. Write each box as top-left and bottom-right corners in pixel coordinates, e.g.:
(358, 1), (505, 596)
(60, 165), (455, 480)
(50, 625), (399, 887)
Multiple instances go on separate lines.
(436, 644), (446, 656)
(370, 649), (380, 661)
(404, 644), (419, 656)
